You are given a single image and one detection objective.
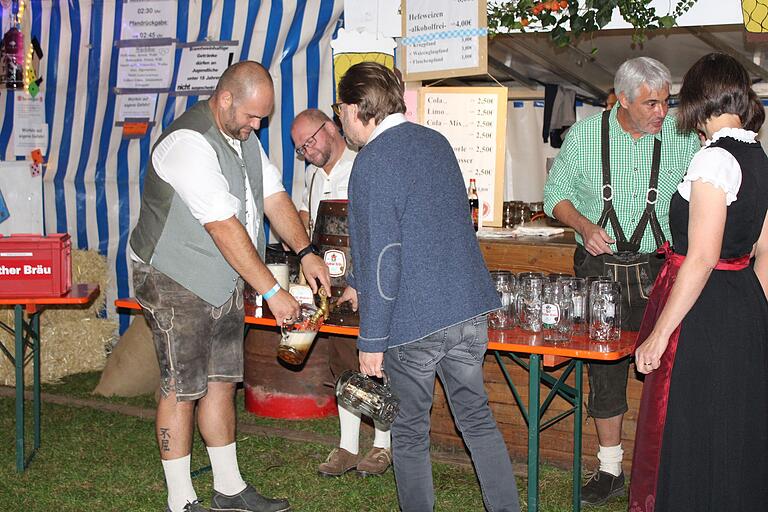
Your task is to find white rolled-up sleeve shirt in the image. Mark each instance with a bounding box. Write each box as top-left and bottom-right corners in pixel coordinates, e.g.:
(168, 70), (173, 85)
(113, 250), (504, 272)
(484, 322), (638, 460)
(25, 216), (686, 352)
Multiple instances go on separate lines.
(151, 128), (284, 244)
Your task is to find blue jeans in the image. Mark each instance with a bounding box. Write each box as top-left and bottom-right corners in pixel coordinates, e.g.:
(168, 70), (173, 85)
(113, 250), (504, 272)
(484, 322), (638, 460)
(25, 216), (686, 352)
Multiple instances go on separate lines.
(384, 315), (520, 512)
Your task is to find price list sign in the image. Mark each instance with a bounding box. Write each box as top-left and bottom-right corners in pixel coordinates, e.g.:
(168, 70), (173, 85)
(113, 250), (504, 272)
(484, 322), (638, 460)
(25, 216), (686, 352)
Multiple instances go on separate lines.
(419, 87), (507, 227)
(401, 0), (488, 81)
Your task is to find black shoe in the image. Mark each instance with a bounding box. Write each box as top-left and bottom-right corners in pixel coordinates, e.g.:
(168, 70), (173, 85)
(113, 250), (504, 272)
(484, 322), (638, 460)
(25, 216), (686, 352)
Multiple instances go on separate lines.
(210, 484), (291, 512)
(166, 501), (210, 512)
(581, 470), (625, 506)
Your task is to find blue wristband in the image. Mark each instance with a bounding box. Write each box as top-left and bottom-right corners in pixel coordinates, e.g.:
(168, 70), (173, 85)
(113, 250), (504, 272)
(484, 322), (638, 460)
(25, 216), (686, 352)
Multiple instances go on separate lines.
(262, 283), (280, 300)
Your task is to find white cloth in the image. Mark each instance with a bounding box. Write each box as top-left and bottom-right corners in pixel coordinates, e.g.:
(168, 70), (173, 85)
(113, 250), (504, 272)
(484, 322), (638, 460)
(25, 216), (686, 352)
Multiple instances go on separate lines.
(510, 225), (565, 237)
(300, 147), (356, 225)
(676, 127), (756, 206)
(366, 113), (407, 145)
(152, 128), (285, 243)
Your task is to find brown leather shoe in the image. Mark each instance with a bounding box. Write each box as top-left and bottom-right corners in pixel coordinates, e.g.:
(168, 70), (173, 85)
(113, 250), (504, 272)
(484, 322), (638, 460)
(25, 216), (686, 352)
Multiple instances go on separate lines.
(317, 447), (359, 477)
(355, 447), (392, 477)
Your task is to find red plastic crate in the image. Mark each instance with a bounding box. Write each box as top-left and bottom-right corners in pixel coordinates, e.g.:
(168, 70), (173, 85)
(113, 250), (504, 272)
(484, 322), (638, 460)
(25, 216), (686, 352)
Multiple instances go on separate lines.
(0, 233), (72, 298)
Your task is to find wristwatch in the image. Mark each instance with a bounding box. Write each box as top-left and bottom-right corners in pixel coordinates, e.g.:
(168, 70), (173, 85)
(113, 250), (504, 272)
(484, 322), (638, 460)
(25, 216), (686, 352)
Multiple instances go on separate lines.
(296, 244), (319, 260)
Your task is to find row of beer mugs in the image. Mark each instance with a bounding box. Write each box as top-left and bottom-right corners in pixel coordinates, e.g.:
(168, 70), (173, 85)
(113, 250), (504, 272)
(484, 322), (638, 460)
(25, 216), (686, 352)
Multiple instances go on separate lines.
(488, 271), (621, 342)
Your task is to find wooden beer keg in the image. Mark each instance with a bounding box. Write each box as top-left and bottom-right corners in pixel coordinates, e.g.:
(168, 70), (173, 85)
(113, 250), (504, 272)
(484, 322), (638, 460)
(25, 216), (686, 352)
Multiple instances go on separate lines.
(243, 327), (336, 419)
(312, 200), (359, 326)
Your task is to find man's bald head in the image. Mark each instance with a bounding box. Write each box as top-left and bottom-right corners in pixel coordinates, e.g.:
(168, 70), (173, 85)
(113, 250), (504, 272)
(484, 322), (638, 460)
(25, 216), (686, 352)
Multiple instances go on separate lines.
(292, 109), (332, 130)
(209, 61), (274, 141)
(215, 61), (273, 104)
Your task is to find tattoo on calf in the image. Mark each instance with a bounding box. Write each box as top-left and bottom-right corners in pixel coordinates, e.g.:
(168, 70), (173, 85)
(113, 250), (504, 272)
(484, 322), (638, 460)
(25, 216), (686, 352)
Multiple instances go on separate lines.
(159, 427), (171, 452)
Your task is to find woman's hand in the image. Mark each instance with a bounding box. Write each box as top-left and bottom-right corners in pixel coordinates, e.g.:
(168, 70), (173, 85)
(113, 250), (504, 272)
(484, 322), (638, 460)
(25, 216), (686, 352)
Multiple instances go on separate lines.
(635, 331), (670, 374)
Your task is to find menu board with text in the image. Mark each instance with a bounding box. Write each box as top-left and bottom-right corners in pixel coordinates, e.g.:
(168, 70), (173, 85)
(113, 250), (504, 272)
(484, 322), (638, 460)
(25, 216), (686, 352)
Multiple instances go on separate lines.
(401, 0), (487, 81)
(418, 87), (506, 227)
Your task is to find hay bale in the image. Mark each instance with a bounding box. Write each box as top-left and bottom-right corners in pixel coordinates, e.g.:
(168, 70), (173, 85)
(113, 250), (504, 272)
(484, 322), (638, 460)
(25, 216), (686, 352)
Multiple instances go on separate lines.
(0, 316), (115, 386)
(0, 249), (116, 386)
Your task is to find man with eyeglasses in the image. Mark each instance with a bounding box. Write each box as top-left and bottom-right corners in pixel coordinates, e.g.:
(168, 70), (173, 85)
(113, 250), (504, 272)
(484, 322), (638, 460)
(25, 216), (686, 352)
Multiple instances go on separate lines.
(290, 109), (356, 234)
(290, 109), (393, 478)
(544, 57), (700, 506)
(130, 61), (330, 512)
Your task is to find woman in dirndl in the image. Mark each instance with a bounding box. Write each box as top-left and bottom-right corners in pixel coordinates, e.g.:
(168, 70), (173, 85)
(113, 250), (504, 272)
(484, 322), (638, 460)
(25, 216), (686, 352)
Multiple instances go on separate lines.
(629, 52), (768, 512)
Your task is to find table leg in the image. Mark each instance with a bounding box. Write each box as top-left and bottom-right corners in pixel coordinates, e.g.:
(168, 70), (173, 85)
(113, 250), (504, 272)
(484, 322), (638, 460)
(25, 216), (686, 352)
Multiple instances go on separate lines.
(14, 305), (24, 472)
(31, 312), (41, 451)
(573, 360), (583, 512)
(528, 353), (541, 512)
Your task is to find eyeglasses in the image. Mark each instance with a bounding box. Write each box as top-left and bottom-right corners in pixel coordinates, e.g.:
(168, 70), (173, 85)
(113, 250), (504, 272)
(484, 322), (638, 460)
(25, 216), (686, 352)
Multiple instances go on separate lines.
(331, 102), (343, 117)
(295, 122), (326, 156)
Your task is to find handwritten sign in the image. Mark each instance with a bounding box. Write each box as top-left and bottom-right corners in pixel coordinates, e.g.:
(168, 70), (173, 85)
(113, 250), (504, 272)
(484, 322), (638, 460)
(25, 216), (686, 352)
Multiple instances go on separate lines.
(419, 87), (507, 227)
(174, 42), (236, 95)
(400, 0), (487, 81)
(121, 0), (177, 40)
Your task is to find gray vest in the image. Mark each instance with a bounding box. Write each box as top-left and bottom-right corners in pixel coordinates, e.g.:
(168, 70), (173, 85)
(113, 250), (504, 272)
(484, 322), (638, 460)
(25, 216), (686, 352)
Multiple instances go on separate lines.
(130, 101), (266, 307)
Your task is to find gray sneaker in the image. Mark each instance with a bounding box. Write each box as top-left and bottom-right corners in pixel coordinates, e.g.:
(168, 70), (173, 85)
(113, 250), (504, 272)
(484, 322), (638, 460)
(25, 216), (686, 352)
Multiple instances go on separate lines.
(210, 484), (291, 512)
(166, 501), (210, 512)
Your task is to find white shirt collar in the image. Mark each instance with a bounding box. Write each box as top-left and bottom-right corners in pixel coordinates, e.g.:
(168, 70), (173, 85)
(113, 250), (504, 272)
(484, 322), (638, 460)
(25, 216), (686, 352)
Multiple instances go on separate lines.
(366, 113), (407, 145)
(704, 126), (757, 147)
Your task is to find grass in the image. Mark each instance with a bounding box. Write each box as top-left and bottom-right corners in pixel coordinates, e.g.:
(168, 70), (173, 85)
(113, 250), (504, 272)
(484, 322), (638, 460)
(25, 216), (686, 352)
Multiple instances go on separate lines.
(0, 372), (628, 512)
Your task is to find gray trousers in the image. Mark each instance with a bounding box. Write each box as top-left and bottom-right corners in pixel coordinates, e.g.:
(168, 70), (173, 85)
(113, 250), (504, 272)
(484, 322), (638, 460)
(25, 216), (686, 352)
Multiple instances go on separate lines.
(384, 315), (520, 512)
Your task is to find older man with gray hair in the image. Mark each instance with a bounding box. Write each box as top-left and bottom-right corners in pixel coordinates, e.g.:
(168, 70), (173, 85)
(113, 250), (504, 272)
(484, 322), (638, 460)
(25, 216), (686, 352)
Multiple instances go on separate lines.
(544, 57), (700, 506)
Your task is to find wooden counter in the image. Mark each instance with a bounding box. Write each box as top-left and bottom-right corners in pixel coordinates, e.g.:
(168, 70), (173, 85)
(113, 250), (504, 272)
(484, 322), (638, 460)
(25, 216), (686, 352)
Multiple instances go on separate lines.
(427, 232), (643, 471)
(478, 229), (577, 274)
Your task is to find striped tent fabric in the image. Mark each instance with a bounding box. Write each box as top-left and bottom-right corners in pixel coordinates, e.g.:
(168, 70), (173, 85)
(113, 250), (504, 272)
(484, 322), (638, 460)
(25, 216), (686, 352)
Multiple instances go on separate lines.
(0, 0), (344, 333)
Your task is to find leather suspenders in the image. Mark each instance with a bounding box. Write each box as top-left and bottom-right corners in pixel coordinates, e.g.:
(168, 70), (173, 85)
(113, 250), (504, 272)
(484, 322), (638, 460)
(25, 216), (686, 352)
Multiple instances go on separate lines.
(596, 110), (666, 253)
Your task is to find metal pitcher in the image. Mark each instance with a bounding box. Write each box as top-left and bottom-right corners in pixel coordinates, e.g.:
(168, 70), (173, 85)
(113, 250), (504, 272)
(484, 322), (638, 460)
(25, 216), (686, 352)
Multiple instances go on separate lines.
(335, 370), (400, 429)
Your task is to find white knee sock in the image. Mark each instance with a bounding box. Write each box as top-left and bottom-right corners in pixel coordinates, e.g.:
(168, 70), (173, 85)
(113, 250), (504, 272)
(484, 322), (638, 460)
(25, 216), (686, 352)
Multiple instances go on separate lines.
(207, 443), (247, 496)
(597, 444), (623, 477)
(372, 423), (391, 450)
(162, 455), (198, 512)
(338, 403), (361, 454)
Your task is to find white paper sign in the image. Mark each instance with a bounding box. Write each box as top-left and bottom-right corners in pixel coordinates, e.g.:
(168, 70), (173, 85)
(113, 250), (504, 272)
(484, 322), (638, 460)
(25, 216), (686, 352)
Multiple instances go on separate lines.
(0, 161), (43, 235)
(404, 0), (482, 74)
(422, 90), (503, 222)
(13, 92), (48, 156)
(117, 94), (157, 122)
(344, 0), (402, 37)
(174, 43), (236, 94)
(116, 43), (174, 91)
(121, 0), (177, 40)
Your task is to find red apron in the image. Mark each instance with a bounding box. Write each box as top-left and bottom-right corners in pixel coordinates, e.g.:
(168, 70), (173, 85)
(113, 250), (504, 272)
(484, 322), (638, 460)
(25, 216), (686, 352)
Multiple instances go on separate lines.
(628, 242), (750, 512)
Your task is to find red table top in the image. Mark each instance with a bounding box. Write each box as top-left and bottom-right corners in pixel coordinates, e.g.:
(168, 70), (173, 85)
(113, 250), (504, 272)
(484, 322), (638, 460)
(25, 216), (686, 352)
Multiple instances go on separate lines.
(1, 284), (100, 314)
(116, 296), (636, 365)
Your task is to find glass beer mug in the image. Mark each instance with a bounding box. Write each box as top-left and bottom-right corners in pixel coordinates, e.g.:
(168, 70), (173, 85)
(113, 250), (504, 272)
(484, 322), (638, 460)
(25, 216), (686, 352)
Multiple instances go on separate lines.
(335, 370), (400, 429)
(277, 288), (331, 365)
(517, 274), (545, 333)
(589, 281), (622, 341)
(488, 270), (516, 329)
(542, 280), (572, 343)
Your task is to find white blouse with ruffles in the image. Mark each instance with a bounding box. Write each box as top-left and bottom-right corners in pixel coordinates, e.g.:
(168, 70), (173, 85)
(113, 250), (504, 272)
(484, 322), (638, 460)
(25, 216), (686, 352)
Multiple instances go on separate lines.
(676, 127), (759, 206)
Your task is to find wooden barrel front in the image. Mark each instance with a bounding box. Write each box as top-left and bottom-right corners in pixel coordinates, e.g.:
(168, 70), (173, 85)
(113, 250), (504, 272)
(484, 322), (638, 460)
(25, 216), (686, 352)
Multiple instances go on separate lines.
(312, 200), (359, 326)
(243, 328), (337, 419)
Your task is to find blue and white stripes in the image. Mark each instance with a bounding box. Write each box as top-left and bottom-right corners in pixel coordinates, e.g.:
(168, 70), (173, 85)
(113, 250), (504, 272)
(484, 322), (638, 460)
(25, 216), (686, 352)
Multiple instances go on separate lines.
(0, 0), (343, 333)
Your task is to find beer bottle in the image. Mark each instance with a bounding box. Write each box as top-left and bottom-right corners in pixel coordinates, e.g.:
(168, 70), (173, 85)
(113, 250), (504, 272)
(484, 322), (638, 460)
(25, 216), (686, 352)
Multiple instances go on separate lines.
(467, 178), (479, 231)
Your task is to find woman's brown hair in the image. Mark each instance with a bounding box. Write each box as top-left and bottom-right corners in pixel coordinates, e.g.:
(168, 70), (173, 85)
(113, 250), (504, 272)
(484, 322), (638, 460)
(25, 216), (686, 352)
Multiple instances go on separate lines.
(678, 52), (764, 134)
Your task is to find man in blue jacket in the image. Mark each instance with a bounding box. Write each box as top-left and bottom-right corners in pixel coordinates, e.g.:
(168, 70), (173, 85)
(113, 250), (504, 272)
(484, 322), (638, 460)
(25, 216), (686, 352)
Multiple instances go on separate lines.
(335, 61), (520, 512)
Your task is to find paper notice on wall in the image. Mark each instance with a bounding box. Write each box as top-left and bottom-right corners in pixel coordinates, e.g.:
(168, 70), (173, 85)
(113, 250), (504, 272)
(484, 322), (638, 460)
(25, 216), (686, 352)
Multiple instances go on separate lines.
(121, 0), (177, 40)
(174, 42), (237, 95)
(344, 0), (401, 37)
(116, 94), (157, 123)
(13, 92), (48, 156)
(116, 42), (174, 92)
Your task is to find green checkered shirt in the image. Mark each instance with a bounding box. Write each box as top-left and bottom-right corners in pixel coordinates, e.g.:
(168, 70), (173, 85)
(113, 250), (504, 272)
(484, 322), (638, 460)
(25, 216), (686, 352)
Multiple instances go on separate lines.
(544, 106), (701, 253)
